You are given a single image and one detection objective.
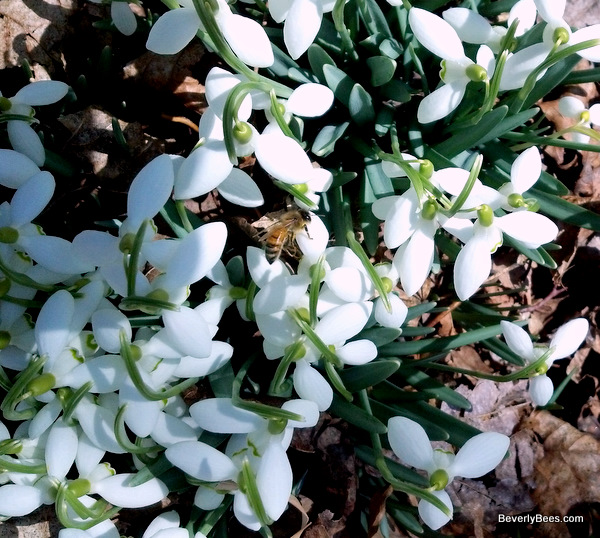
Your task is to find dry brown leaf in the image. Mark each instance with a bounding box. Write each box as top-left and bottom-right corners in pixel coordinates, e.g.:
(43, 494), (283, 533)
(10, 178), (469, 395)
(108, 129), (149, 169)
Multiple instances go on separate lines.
(0, 0), (75, 77)
(523, 411), (600, 516)
(449, 346), (494, 381)
(367, 485), (393, 538)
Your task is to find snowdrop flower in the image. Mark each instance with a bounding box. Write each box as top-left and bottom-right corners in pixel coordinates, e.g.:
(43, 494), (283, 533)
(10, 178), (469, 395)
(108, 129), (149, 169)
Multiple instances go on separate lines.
(388, 417), (510, 530)
(408, 8), (495, 123)
(373, 263), (408, 328)
(87, 0), (137, 35)
(140, 511), (207, 538)
(497, 147), (542, 211)
(269, 0), (337, 59)
(452, 204), (558, 300)
(146, 0), (273, 67)
(558, 96), (600, 144)
(0, 81), (69, 165)
(501, 318), (589, 406)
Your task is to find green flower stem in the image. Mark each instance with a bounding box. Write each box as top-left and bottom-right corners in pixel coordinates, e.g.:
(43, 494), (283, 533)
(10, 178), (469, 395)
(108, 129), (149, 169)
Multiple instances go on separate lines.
(0, 114), (39, 124)
(0, 455), (46, 474)
(358, 390), (452, 518)
(114, 405), (163, 454)
(119, 295), (179, 313)
(346, 231), (392, 312)
(501, 130), (600, 152)
(119, 331), (199, 400)
(512, 39), (600, 114)
(416, 347), (554, 382)
(125, 219), (148, 298)
(245, 280), (257, 322)
(0, 366), (11, 392)
(268, 90), (301, 143)
(0, 295), (44, 308)
(55, 484), (120, 530)
(324, 360), (353, 402)
(446, 154), (483, 218)
(272, 180), (319, 210)
(61, 382), (94, 424)
(309, 255), (325, 327)
(0, 257), (55, 292)
(333, 0), (359, 61)
(232, 358), (305, 421)
(288, 309), (343, 367)
(175, 200), (194, 234)
(0, 356), (45, 421)
(240, 458), (272, 527)
(268, 340), (305, 395)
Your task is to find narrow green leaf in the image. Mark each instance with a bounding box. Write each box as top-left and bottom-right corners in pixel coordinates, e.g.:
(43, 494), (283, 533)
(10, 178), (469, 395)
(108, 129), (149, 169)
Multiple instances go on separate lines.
(312, 122), (350, 157)
(379, 38), (402, 60)
(375, 104), (395, 137)
(379, 322), (521, 356)
(530, 188), (600, 231)
(370, 399), (448, 441)
(330, 395), (388, 434)
(354, 327), (402, 347)
(481, 337), (525, 366)
(322, 64), (354, 107)
(405, 301), (438, 321)
(366, 160), (394, 197)
(308, 44), (337, 84)
(367, 56), (397, 87)
(379, 79), (412, 102)
(399, 326), (436, 337)
(338, 360), (401, 392)
(395, 369), (472, 409)
(502, 235), (557, 269)
(358, 0), (393, 38)
(349, 84), (375, 125)
(563, 67), (600, 85)
(356, 445), (429, 487)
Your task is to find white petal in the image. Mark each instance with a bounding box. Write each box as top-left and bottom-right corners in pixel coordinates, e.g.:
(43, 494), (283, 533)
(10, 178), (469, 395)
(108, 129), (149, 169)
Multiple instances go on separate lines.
(127, 155), (174, 224)
(287, 84), (334, 117)
(511, 147), (541, 193)
(74, 398), (126, 454)
(396, 221), (436, 296)
(500, 321), (535, 360)
(21, 235), (93, 274)
(453, 233), (492, 301)
(529, 374), (554, 406)
(499, 44), (549, 91)
(61, 355), (122, 393)
(165, 441), (238, 481)
(35, 289), (74, 362)
(534, 0), (565, 22)
(92, 474), (168, 508)
(268, 0), (293, 22)
(315, 302), (372, 344)
(162, 307), (212, 358)
(571, 25), (600, 62)
(496, 212), (558, 248)
(142, 511), (181, 538)
(111, 1), (137, 35)
(256, 442), (292, 520)
(387, 417), (434, 471)
(558, 96), (585, 119)
(383, 192), (418, 249)
(254, 132), (314, 184)
(174, 341), (233, 378)
(417, 81), (466, 124)
(10, 171), (55, 226)
(254, 274), (309, 314)
(450, 432), (510, 478)
(284, 0), (323, 60)
(219, 13), (274, 67)
(190, 398), (264, 433)
(218, 168), (264, 207)
(7, 121), (45, 166)
(409, 8), (465, 61)
(281, 399), (320, 428)
(374, 294), (408, 329)
(549, 318), (589, 360)
(0, 149), (41, 188)
(146, 8), (200, 55)
(293, 360), (333, 411)
(324, 267), (372, 303)
(296, 213), (329, 263)
(120, 379), (162, 437)
(234, 491), (261, 531)
(418, 490), (453, 530)
(205, 67), (252, 120)
(194, 486), (225, 510)
(508, 0), (537, 36)
(589, 103), (600, 125)
(442, 8), (494, 44)
(151, 412), (198, 447)
(256, 310), (302, 346)
(337, 339), (378, 365)
(13, 81), (69, 106)
(46, 419), (78, 479)
(247, 246), (289, 288)
(0, 485), (44, 516)
(92, 308), (132, 354)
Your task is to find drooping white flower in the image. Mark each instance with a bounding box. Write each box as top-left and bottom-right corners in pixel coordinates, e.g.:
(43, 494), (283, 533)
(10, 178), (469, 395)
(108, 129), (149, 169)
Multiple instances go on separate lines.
(408, 8), (495, 123)
(558, 96), (600, 144)
(497, 147), (542, 211)
(501, 318), (589, 406)
(388, 417), (510, 529)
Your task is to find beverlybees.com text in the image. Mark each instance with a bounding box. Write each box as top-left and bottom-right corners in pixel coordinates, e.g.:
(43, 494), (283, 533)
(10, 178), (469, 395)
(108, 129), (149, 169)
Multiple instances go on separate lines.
(499, 514), (584, 524)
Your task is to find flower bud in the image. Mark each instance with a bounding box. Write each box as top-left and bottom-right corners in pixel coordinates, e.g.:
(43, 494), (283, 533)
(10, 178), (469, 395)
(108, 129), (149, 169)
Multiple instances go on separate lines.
(129, 344), (143, 362)
(419, 160), (434, 179)
(27, 373), (56, 397)
(381, 277), (394, 295)
(466, 64), (488, 82)
(295, 183), (309, 194)
(422, 199), (437, 220)
(295, 307), (311, 324)
(554, 27), (570, 45)
(580, 110), (591, 123)
(429, 468), (450, 490)
(477, 204), (494, 227)
(233, 121), (253, 144)
(309, 263), (326, 281)
(507, 193), (525, 208)
(67, 478), (91, 497)
(285, 341), (306, 361)
(271, 102), (286, 118)
(0, 227), (19, 244)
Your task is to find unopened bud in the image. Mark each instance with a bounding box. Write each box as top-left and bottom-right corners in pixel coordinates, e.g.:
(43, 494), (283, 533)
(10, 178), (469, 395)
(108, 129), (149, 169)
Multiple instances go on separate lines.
(477, 204), (494, 227)
(429, 468), (449, 491)
(67, 478), (91, 497)
(422, 199), (437, 220)
(507, 193), (525, 208)
(233, 121), (253, 144)
(554, 26), (570, 45)
(27, 373), (56, 396)
(466, 64), (488, 82)
(419, 160), (434, 179)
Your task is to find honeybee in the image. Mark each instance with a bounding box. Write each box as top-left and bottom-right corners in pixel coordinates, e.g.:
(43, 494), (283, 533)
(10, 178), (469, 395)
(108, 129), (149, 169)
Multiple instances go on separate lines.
(258, 208), (312, 263)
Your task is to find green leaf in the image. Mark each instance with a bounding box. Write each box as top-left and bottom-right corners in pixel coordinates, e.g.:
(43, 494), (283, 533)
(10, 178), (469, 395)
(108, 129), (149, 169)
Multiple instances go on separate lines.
(359, 173), (381, 255)
(367, 56), (397, 87)
(358, 0), (393, 38)
(530, 188), (600, 231)
(338, 360), (401, 392)
(287, 67), (318, 84)
(481, 337), (525, 366)
(322, 64), (354, 107)
(330, 395), (388, 433)
(308, 44), (337, 84)
(395, 369), (472, 409)
(379, 322), (522, 356)
(502, 235), (557, 269)
(379, 38), (402, 60)
(563, 67), (600, 85)
(354, 327), (402, 346)
(312, 122), (350, 157)
(399, 326), (436, 337)
(356, 445), (429, 488)
(379, 79), (412, 102)
(349, 84), (375, 125)
(366, 160), (394, 197)
(375, 104), (395, 137)
(405, 301), (438, 321)
(266, 41), (301, 78)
